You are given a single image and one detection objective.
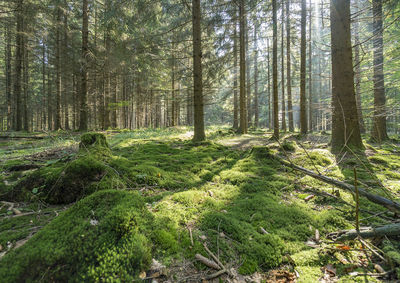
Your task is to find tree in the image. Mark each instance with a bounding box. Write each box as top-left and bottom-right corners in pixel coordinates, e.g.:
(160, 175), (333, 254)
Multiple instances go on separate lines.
(79, 0), (89, 131)
(55, 6), (62, 130)
(14, 0), (24, 131)
(239, 0), (247, 134)
(286, 0), (294, 132)
(192, 0), (205, 141)
(371, 0), (388, 142)
(300, 0), (308, 135)
(272, 0), (279, 138)
(233, 9), (239, 130)
(308, 0), (313, 132)
(330, 0), (363, 151)
(281, 1), (286, 131)
(253, 21), (259, 128)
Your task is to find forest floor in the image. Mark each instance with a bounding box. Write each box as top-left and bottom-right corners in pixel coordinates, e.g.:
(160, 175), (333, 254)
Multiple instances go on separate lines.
(0, 127), (399, 282)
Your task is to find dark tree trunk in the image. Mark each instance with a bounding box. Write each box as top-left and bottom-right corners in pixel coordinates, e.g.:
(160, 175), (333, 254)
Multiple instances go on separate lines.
(246, 18), (251, 127)
(192, 0), (205, 141)
(300, 0), (308, 135)
(23, 23), (29, 132)
(286, 0), (294, 132)
(272, 0), (279, 138)
(308, 0), (313, 132)
(239, 0), (247, 134)
(371, 0), (388, 142)
(63, 13), (70, 130)
(79, 0), (89, 131)
(14, 0), (23, 131)
(55, 7), (62, 130)
(330, 0), (363, 151)
(267, 38), (271, 129)
(5, 23), (12, 130)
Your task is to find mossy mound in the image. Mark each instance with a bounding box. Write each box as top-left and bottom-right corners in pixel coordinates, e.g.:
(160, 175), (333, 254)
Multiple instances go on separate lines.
(3, 133), (120, 204)
(0, 190), (152, 282)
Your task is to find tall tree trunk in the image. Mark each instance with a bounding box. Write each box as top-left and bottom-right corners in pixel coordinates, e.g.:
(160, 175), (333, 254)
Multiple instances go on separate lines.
(253, 22), (259, 128)
(300, 0), (308, 134)
(47, 48), (53, 131)
(272, 0), (279, 138)
(233, 11), (239, 130)
(63, 13), (70, 130)
(286, 0), (294, 132)
(79, 0), (89, 131)
(14, 0), (23, 131)
(281, 2), (286, 131)
(246, 18), (251, 127)
(330, 0), (363, 151)
(354, 0), (365, 134)
(23, 22), (29, 132)
(308, 0), (313, 132)
(5, 23), (12, 130)
(171, 43), (176, 127)
(267, 38), (271, 129)
(192, 0), (205, 141)
(371, 0), (388, 142)
(55, 7), (62, 130)
(239, 0), (247, 134)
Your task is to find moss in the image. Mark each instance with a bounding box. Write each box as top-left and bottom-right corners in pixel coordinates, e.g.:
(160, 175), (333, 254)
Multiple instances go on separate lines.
(0, 190), (152, 282)
(79, 132), (109, 151)
(280, 140), (296, 152)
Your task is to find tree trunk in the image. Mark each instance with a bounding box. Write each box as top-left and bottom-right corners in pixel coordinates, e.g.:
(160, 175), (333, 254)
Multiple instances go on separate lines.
(239, 0), (247, 134)
(286, 0), (294, 132)
(14, 0), (23, 131)
(23, 22), (29, 132)
(63, 13), (70, 130)
(267, 38), (271, 130)
(308, 0), (313, 132)
(281, 2), (286, 132)
(272, 0), (279, 138)
(300, 0), (308, 135)
(354, 0), (366, 134)
(233, 10), (239, 130)
(5, 23), (12, 130)
(192, 0), (206, 141)
(371, 0), (388, 142)
(246, 18), (251, 127)
(55, 6), (62, 130)
(253, 22), (259, 128)
(330, 0), (363, 151)
(79, 0), (89, 131)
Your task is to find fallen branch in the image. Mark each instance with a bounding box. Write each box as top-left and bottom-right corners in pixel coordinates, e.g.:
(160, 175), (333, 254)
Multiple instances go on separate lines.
(205, 269), (227, 280)
(195, 254), (220, 270)
(277, 157), (400, 214)
(329, 223), (400, 241)
(0, 135), (45, 139)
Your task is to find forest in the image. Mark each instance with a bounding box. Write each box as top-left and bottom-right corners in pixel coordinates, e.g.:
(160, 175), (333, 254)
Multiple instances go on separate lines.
(0, 0), (400, 282)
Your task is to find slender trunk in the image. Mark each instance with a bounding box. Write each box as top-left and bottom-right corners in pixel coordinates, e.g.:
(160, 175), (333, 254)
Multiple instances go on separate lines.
(192, 0), (205, 141)
(171, 43), (176, 127)
(267, 38), (271, 130)
(14, 0), (23, 131)
(55, 7), (62, 130)
(253, 22), (259, 128)
(79, 0), (89, 131)
(330, 0), (363, 151)
(23, 24), (29, 132)
(63, 13), (70, 130)
(6, 23), (12, 130)
(281, 2), (286, 131)
(246, 18), (251, 127)
(371, 0), (388, 142)
(300, 0), (308, 134)
(286, 0), (294, 132)
(233, 11), (239, 129)
(308, 0), (313, 132)
(272, 0), (279, 138)
(354, 0), (365, 134)
(239, 0), (247, 134)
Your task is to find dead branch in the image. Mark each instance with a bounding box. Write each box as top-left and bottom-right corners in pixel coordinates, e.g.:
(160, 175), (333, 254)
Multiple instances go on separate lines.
(329, 223), (400, 241)
(195, 254), (220, 270)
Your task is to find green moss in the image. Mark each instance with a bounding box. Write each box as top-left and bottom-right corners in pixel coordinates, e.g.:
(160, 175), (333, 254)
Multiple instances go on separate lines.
(0, 190), (152, 282)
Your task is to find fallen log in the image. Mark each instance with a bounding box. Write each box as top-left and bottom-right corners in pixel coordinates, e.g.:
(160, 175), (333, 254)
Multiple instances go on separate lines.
(277, 157), (400, 214)
(0, 136), (45, 139)
(329, 223), (400, 241)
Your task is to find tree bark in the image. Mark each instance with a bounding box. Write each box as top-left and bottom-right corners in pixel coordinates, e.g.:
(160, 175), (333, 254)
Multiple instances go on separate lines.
(272, 0), (279, 138)
(192, 0), (205, 141)
(308, 0), (313, 132)
(55, 6), (62, 130)
(253, 22), (259, 128)
(14, 0), (23, 131)
(281, 2), (286, 132)
(286, 0), (294, 132)
(371, 0), (388, 142)
(354, 0), (366, 134)
(233, 10), (239, 130)
(79, 0), (89, 131)
(239, 0), (247, 134)
(246, 17), (251, 127)
(63, 13), (70, 130)
(330, 0), (363, 151)
(300, 0), (308, 135)
(5, 23), (12, 130)
(332, 223), (400, 241)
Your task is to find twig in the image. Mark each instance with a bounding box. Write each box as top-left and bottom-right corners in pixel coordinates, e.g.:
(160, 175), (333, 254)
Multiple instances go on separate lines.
(205, 269), (227, 280)
(195, 254), (220, 270)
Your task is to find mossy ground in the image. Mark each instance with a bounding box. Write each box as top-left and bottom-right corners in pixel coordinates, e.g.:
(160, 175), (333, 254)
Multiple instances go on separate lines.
(0, 127), (399, 282)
